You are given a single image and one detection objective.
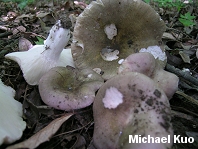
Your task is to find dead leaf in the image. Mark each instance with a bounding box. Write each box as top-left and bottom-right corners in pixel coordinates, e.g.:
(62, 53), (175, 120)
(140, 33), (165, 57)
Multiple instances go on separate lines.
(181, 43), (192, 50)
(6, 113), (73, 149)
(12, 26), (26, 34)
(179, 51), (191, 63)
(163, 32), (176, 40)
(36, 12), (50, 18)
(15, 14), (34, 20)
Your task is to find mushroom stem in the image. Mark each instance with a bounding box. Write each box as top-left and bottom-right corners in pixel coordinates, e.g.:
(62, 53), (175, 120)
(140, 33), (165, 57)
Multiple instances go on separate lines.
(42, 20), (70, 61)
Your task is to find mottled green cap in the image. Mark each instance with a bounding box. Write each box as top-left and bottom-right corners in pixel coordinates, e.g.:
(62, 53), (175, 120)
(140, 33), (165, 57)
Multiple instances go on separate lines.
(72, 0), (166, 80)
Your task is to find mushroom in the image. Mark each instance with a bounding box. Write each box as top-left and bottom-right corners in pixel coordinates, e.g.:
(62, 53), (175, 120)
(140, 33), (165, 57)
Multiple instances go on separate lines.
(72, 0), (166, 80)
(118, 52), (179, 99)
(0, 79), (26, 145)
(5, 20), (74, 85)
(92, 72), (173, 149)
(39, 66), (104, 111)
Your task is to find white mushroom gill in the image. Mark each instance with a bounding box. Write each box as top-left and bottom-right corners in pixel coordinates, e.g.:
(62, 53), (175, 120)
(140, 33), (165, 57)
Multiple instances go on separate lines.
(104, 23), (117, 40)
(0, 79), (26, 145)
(102, 87), (123, 109)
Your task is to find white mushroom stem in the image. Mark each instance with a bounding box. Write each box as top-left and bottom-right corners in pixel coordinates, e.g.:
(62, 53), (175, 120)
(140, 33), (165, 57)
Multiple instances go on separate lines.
(0, 79), (26, 145)
(43, 20), (70, 61)
(5, 20), (74, 85)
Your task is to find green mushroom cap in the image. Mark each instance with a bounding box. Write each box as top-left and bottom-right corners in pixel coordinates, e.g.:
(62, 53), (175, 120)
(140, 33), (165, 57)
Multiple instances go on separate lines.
(72, 0), (166, 80)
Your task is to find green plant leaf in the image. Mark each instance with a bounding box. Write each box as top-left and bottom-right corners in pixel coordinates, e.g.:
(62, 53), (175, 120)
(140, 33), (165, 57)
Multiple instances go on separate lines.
(180, 12), (196, 20)
(179, 18), (196, 27)
(179, 12), (196, 27)
(144, 0), (150, 4)
(35, 37), (44, 45)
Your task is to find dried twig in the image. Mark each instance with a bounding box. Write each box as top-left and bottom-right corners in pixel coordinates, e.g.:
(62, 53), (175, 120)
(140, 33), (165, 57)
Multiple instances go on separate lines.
(166, 63), (198, 86)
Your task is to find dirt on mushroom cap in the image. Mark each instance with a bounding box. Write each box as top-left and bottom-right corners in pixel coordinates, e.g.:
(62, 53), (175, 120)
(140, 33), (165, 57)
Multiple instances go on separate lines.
(92, 72), (173, 149)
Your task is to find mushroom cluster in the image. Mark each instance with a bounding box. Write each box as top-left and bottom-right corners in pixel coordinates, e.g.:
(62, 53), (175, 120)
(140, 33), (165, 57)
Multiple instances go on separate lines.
(91, 52), (178, 149)
(3, 0), (179, 148)
(68, 0), (178, 148)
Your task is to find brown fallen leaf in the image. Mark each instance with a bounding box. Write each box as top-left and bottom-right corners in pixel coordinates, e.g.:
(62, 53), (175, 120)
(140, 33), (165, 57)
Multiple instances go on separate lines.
(6, 113), (73, 149)
(179, 51), (191, 63)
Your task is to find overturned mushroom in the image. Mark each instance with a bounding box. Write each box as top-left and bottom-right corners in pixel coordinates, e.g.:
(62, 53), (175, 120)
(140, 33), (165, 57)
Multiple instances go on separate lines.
(92, 72), (173, 149)
(72, 0), (166, 80)
(5, 20), (74, 85)
(39, 66), (104, 111)
(118, 52), (179, 99)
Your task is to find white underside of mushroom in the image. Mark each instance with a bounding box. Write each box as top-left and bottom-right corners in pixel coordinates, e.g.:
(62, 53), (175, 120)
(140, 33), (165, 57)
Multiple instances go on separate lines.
(5, 46), (74, 85)
(5, 20), (74, 85)
(139, 45), (167, 61)
(0, 79), (26, 145)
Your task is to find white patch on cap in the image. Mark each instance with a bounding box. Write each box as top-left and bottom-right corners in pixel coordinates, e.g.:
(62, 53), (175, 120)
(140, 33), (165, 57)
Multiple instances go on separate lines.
(104, 24), (117, 40)
(87, 74), (92, 78)
(102, 87), (123, 109)
(118, 59), (124, 64)
(100, 48), (119, 61)
(139, 45), (167, 61)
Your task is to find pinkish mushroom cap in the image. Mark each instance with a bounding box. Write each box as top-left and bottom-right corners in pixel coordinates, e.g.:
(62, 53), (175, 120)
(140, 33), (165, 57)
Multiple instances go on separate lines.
(92, 72), (173, 149)
(118, 52), (179, 99)
(39, 66), (104, 111)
